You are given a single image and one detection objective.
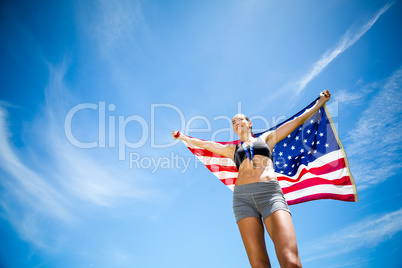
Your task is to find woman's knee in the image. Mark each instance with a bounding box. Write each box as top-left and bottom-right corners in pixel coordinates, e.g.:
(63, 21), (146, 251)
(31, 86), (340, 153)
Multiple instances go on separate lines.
(282, 261), (302, 268)
(249, 259), (271, 268)
(279, 250), (301, 268)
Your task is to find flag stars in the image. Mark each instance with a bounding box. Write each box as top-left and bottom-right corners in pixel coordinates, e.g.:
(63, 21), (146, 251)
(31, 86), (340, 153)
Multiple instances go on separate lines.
(303, 139), (307, 143)
(307, 130), (311, 134)
(275, 161), (279, 165)
(279, 152), (283, 156)
(288, 155), (292, 160)
(325, 143), (329, 148)
(310, 119), (314, 124)
(291, 146), (295, 150)
(300, 149), (304, 153)
(283, 143), (287, 147)
(319, 132), (324, 137)
(288, 134), (291, 138)
(316, 141), (320, 145)
(295, 136), (299, 141)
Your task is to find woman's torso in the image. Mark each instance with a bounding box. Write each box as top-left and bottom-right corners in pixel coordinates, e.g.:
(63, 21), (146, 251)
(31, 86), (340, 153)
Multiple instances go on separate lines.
(233, 136), (277, 186)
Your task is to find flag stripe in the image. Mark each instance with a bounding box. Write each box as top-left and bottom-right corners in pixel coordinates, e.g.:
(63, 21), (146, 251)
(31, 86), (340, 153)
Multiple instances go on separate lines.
(281, 176), (352, 194)
(287, 193), (356, 205)
(211, 171), (238, 179)
(189, 148), (229, 158)
(278, 166), (351, 186)
(205, 164), (238, 173)
(219, 177), (237, 186)
(277, 159), (345, 183)
(195, 155), (236, 167)
(276, 153), (347, 183)
(284, 184), (355, 201)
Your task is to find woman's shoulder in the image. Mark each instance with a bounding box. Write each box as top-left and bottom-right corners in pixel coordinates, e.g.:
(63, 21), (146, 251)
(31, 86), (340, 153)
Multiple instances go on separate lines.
(258, 131), (273, 141)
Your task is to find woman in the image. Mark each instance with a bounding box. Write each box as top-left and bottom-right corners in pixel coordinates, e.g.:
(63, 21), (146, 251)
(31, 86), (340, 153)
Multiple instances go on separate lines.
(172, 90), (331, 268)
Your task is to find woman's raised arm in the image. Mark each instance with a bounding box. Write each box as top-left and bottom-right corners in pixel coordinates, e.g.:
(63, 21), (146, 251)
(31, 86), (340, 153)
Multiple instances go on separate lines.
(172, 131), (236, 159)
(263, 90), (331, 149)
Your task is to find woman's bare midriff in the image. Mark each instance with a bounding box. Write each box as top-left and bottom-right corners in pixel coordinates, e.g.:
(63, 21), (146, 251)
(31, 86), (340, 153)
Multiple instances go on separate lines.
(235, 155), (278, 186)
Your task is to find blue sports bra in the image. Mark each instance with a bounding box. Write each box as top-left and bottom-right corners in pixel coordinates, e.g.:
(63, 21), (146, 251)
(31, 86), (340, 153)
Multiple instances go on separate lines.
(234, 136), (273, 170)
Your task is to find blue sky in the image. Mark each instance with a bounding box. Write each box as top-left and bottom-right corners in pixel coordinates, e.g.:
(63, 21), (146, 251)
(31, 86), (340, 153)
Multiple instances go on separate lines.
(0, 0), (401, 267)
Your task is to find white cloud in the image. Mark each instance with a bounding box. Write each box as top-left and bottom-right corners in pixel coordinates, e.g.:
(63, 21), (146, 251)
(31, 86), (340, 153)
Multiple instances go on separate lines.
(345, 67), (402, 189)
(0, 106), (73, 222)
(0, 61), (154, 249)
(46, 61), (152, 205)
(294, 2), (394, 95)
(254, 2), (395, 114)
(94, 0), (148, 60)
(0, 105), (75, 250)
(302, 208), (402, 264)
(334, 90), (363, 105)
(334, 79), (380, 105)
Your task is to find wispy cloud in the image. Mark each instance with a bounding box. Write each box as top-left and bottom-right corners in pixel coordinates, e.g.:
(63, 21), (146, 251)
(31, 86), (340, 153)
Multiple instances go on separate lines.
(49, 60), (153, 201)
(294, 2), (394, 95)
(334, 79), (379, 105)
(79, 0), (152, 100)
(0, 105), (74, 250)
(0, 107), (74, 221)
(94, 0), (148, 61)
(345, 67), (402, 189)
(334, 90), (364, 105)
(44, 62), (151, 205)
(301, 208), (402, 264)
(0, 61), (153, 249)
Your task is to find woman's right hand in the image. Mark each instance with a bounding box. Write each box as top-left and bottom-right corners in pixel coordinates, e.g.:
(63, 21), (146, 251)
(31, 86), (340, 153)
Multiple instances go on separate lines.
(172, 131), (181, 139)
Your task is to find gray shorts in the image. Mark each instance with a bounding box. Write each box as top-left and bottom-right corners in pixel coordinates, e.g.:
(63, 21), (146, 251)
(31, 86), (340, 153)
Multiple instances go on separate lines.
(233, 181), (291, 223)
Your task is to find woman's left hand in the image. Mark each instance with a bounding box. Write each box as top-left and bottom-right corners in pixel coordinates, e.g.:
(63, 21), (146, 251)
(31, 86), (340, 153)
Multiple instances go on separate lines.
(319, 89), (331, 103)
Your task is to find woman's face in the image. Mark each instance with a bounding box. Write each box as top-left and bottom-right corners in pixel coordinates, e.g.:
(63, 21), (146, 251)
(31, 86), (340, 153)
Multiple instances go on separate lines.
(232, 114), (252, 135)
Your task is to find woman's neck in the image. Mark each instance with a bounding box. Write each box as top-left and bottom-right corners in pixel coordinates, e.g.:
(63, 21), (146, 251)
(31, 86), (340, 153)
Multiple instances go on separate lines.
(239, 131), (254, 143)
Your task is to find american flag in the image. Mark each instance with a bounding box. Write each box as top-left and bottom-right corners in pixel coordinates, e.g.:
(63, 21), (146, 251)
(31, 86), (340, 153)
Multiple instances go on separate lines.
(181, 99), (358, 205)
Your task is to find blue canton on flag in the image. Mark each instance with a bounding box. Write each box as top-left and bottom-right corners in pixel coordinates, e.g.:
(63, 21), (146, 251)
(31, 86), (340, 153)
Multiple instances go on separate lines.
(258, 98), (357, 204)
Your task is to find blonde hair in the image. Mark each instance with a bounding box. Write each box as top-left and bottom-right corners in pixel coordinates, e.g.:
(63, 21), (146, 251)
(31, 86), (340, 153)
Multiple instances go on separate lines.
(232, 114), (250, 122)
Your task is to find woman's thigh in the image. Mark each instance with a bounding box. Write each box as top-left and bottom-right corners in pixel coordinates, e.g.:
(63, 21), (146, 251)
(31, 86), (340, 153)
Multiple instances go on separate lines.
(238, 217), (271, 267)
(264, 210), (301, 266)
